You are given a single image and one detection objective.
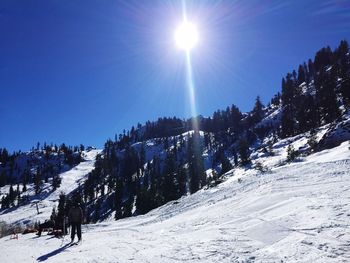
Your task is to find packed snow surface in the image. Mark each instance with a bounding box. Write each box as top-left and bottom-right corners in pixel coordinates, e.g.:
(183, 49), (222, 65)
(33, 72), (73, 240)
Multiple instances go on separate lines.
(0, 143), (350, 262)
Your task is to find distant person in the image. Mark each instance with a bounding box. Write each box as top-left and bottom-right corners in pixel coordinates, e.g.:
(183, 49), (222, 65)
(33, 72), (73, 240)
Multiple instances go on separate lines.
(37, 219), (55, 237)
(68, 201), (83, 242)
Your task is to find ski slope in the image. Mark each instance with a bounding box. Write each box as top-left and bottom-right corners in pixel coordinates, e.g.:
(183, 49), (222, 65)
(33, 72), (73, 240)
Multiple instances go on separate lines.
(0, 143), (349, 262)
(0, 150), (100, 226)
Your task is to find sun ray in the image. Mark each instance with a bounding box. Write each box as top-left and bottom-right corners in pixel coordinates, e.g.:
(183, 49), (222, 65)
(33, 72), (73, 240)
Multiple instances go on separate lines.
(180, 0), (198, 131)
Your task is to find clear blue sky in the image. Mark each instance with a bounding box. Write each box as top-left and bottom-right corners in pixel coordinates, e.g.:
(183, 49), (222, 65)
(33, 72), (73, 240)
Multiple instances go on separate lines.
(1, 0), (349, 152)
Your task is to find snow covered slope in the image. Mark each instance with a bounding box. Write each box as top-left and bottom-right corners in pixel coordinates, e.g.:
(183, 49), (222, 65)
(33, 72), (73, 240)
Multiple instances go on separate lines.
(0, 143), (349, 262)
(0, 150), (100, 226)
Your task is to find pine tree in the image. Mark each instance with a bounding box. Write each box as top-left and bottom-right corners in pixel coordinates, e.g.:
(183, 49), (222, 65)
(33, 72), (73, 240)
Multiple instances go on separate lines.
(56, 193), (66, 232)
(16, 184), (20, 206)
(50, 206), (57, 222)
(286, 145), (299, 162)
(238, 139), (251, 166)
(188, 132), (205, 194)
(34, 167), (42, 194)
(140, 143), (146, 174)
(336, 40), (350, 106)
(9, 185), (15, 206)
(296, 94), (318, 133)
(297, 64), (306, 85)
(307, 129), (318, 152)
(220, 155), (232, 175)
(114, 178), (123, 220)
(22, 181), (27, 192)
(176, 167), (187, 197)
(161, 152), (177, 203)
(281, 75), (296, 137)
(122, 196), (133, 218)
(251, 96), (264, 124)
(315, 67), (340, 124)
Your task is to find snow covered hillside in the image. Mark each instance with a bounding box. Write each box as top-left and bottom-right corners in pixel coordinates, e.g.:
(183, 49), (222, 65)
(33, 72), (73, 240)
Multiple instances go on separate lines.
(0, 142), (349, 262)
(0, 150), (100, 226)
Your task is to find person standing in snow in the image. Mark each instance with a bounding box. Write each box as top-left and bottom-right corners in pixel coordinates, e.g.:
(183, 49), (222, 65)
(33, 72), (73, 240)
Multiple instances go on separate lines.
(36, 219), (55, 237)
(68, 201), (83, 242)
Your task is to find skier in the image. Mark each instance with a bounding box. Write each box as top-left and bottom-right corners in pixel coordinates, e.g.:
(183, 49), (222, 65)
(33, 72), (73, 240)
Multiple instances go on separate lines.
(68, 200), (83, 243)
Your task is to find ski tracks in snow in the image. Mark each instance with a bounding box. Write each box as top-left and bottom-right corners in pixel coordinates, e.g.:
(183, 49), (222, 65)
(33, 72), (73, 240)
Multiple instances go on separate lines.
(1, 145), (350, 262)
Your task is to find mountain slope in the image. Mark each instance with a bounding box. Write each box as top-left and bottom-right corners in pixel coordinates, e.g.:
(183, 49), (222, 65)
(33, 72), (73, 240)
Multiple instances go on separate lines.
(0, 142), (349, 262)
(0, 150), (100, 226)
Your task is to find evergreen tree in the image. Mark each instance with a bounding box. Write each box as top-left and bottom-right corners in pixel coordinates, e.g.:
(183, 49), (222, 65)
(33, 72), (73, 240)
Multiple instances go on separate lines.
(238, 139), (251, 166)
(94, 200), (101, 222)
(251, 96), (264, 124)
(296, 94), (318, 133)
(161, 152), (177, 202)
(188, 132), (205, 194)
(50, 206), (57, 222)
(297, 64), (306, 85)
(22, 181), (27, 192)
(140, 143), (146, 174)
(176, 166), (187, 197)
(16, 184), (20, 206)
(232, 148), (238, 166)
(9, 185), (15, 206)
(308, 59), (315, 80)
(220, 155), (232, 175)
(315, 67), (340, 124)
(34, 167), (42, 194)
(122, 196), (133, 218)
(314, 46), (333, 72)
(281, 75), (296, 137)
(56, 193), (66, 232)
(114, 178), (123, 220)
(336, 40), (350, 106)
(52, 173), (61, 190)
(307, 129), (318, 152)
(286, 145), (299, 162)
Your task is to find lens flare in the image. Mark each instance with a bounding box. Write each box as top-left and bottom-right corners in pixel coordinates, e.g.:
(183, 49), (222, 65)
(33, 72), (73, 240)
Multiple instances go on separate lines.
(175, 22), (199, 51)
(178, 0), (199, 131)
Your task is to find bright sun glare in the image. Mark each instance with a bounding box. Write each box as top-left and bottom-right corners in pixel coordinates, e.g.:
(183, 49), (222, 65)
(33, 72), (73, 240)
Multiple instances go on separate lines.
(174, 21), (199, 51)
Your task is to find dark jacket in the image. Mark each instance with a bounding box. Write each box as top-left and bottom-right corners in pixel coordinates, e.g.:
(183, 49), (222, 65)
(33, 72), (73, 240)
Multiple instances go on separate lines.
(68, 206), (83, 224)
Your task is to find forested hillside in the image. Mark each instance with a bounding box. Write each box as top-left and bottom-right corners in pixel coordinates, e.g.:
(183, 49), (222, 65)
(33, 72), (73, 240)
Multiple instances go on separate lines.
(65, 40), (350, 223)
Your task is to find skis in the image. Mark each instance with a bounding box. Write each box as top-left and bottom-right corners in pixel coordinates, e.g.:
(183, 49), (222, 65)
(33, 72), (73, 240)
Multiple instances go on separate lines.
(68, 240), (82, 247)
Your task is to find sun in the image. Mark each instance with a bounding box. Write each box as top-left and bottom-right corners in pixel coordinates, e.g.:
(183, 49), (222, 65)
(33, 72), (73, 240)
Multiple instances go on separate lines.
(174, 21), (199, 51)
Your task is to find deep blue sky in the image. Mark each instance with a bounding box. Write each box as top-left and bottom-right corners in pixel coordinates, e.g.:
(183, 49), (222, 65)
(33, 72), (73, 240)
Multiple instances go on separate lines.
(1, 0), (349, 152)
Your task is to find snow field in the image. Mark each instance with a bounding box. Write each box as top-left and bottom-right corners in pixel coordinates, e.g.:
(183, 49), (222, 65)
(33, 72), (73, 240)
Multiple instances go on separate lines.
(0, 143), (349, 262)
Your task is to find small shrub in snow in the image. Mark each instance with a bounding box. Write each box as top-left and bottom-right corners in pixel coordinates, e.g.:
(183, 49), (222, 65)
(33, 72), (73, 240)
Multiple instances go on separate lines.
(307, 130), (318, 152)
(254, 161), (270, 173)
(267, 142), (275, 156)
(286, 145), (299, 162)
